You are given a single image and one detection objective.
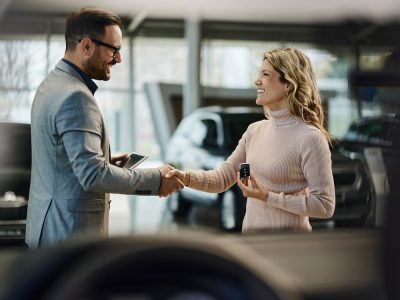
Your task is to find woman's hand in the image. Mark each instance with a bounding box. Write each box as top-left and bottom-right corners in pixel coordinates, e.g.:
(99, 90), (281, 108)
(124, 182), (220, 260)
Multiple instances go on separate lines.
(165, 169), (188, 185)
(237, 171), (269, 201)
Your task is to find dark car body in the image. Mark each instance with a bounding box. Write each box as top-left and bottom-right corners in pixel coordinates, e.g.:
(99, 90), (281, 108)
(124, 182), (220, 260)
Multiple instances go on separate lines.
(0, 121), (31, 243)
(338, 115), (400, 227)
(165, 106), (373, 230)
(340, 114), (399, 164)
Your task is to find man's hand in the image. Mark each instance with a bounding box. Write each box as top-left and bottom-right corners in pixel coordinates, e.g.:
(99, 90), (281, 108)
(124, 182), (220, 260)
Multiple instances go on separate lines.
(111, 153), (129, 167)
(158, 165), (184, 197)
(165, 169), (187, 185)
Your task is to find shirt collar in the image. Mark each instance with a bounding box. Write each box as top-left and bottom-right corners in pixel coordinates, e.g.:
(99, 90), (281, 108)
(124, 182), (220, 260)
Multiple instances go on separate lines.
(61, 58), (98, 95)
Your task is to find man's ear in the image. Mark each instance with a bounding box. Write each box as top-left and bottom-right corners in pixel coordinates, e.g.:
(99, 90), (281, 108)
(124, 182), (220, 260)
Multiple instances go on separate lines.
(79, 37), (94, 57)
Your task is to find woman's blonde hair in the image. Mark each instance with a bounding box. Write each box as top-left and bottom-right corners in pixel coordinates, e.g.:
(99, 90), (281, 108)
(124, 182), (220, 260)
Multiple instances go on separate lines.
(263, 48), (331, 143)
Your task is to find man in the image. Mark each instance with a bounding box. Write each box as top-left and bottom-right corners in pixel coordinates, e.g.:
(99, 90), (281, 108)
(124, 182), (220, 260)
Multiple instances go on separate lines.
(26, 7), (183, 248)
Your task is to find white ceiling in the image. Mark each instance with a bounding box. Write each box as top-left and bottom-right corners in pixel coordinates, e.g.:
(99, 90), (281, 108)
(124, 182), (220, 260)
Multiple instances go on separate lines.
(4, 0), (400, 24)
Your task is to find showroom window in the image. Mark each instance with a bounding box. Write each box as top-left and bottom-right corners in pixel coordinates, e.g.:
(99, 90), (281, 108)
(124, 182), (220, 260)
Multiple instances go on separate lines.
(132, 37), (187, 159)
(0, 38), (47, 121)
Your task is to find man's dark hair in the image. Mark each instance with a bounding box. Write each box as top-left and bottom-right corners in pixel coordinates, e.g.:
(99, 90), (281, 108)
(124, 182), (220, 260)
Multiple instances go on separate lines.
(65, 7), (122, 52)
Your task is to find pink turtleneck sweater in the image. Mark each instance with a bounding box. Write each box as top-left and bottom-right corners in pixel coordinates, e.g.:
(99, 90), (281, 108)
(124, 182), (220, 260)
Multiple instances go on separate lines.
(186, 108), (335, 233)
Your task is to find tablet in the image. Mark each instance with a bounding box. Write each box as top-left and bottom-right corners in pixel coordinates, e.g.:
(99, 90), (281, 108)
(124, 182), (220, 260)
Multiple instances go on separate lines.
(122, 153), (149, 169)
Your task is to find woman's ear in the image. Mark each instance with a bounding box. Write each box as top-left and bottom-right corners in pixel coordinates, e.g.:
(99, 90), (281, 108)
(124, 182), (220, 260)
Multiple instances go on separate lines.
(284, 83), (292, 97)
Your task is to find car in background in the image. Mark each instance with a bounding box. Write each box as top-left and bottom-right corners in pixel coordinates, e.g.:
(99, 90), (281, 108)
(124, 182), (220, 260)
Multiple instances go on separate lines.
(165, 106), (374, 231)
(0, 121), (31, 245)
(338, 114), (400, 227)
(340, 114), (399, 164)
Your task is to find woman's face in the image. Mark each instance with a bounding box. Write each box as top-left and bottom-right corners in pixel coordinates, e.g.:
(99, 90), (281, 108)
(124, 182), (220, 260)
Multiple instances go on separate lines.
(254, 59), (288, 110)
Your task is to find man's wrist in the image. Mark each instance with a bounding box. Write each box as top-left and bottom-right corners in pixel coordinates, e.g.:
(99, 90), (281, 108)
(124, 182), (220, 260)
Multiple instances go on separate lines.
(184, 172), (190, 186)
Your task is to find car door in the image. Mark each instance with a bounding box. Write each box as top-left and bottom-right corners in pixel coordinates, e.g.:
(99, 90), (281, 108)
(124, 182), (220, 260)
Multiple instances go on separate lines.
(178, 115), (225, 204)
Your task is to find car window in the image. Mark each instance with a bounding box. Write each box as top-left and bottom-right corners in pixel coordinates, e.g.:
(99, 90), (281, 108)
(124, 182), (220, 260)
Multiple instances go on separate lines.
(223, 114), (264, 151)
(202, 119), (219, 148)
(187, 120), (207, 146)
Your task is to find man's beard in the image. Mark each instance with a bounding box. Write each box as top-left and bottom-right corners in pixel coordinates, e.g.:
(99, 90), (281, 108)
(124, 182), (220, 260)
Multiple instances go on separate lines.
(84, 53), (115, 81)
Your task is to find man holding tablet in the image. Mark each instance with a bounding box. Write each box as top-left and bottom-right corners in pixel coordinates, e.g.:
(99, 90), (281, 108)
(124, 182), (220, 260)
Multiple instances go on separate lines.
(26, 7), (183, 249)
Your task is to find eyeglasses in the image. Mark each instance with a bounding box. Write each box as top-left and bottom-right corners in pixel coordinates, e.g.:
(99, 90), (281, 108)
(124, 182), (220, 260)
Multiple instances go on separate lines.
(89, 37), (121, 58)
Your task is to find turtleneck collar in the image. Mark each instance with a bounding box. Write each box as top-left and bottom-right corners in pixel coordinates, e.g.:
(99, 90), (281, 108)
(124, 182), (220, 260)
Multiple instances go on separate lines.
(268, 107), (300, 126)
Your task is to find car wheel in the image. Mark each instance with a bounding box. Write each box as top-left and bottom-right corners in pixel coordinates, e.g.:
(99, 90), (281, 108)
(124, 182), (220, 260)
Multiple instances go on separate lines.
(219, 186), (246, 231)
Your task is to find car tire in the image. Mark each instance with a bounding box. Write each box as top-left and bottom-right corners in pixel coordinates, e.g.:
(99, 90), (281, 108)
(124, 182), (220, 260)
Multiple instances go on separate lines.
(219, 186), (246, 231)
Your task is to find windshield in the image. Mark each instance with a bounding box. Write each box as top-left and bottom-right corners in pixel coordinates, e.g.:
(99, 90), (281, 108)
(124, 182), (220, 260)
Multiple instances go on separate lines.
(223, 113), (265, 151)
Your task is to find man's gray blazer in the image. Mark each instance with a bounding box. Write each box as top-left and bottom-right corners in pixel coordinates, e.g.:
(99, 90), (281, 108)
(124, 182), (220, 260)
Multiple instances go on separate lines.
(26, 60), (161, 248)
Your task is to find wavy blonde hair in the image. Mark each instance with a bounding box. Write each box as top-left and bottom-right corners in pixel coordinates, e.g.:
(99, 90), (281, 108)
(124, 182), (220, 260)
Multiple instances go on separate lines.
(263, 48), (331, 143)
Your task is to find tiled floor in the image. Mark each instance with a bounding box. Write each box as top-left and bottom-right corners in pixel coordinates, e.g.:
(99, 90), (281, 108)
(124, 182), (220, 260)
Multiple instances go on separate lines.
(109, 193), (170, 236)
(108, 193), (222, 236)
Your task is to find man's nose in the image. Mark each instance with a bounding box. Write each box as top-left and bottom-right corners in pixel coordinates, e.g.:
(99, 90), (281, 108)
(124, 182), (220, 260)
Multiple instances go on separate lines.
(114, 51), (122, 63)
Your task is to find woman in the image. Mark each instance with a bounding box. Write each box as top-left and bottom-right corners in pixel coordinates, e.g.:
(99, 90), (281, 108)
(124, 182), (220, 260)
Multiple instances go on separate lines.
(167, 48), (335, 232)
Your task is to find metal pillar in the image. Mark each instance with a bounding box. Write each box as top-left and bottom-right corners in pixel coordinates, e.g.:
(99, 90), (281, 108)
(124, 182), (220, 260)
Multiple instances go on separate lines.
(127, 36), (137, 228)
(128, 36), (136, 153)
(183, 18), (201, 117)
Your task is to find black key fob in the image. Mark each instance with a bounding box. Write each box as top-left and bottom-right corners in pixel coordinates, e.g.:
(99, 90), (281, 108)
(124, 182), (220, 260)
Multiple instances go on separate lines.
(240, 163), (250, 180)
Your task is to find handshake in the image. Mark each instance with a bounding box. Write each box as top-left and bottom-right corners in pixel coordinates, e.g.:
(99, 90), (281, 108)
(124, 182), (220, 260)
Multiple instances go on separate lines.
(157, 165), (188, 197)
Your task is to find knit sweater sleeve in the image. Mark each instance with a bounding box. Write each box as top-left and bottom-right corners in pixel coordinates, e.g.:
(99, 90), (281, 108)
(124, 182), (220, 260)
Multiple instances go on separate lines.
(267, 129), (336, 218)
(185, 127), (249, 193)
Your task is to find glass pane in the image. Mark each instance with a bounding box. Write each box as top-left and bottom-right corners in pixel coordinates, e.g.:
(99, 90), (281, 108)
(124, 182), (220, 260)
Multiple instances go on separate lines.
(49, 35), (65, 72)
(96, 90), (129, 154)
(0, 40), (47, 89)
(131, 37), (187, 160)
(190, 120), (207, 146)
(134, 37), (187, 89)
(134, 91), (161, 158)
(201, 40), (275, 88)
(0, 90), (33, 122)
(0, 39), (46, 122)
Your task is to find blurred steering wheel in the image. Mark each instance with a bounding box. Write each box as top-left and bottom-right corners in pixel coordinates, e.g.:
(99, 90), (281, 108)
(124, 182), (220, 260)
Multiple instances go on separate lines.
(3, 236), (299, 300)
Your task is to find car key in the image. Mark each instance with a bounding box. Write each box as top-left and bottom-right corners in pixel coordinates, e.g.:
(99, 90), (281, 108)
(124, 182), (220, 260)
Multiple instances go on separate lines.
(240, 163), (250, 186)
